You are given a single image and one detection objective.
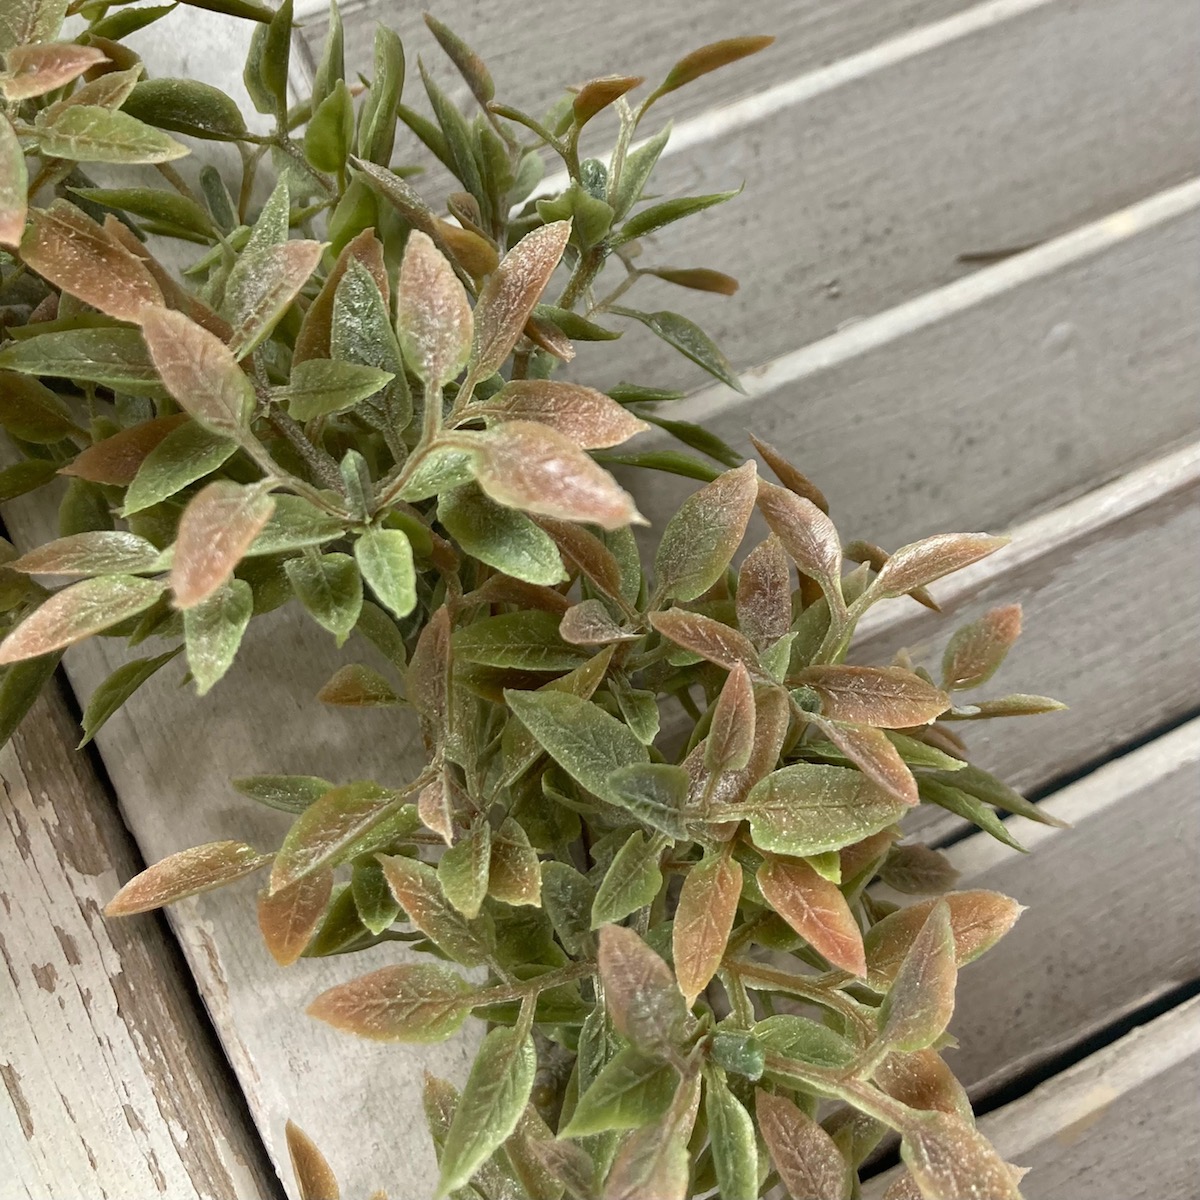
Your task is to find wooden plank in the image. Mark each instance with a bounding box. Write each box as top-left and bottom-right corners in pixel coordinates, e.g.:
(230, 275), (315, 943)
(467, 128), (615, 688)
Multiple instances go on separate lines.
(624, 180), (1200, 551)
(851, 439), (1200, 843)
(898, 719), (1200, 1096)
(296, 0), (980, 131)
(0, 683), (279, 1200)
(867, 994), (1200, 1199)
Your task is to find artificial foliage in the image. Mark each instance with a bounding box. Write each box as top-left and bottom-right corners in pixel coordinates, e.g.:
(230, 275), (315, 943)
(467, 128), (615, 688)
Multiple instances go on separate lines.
(0, 3), (1065, 1197)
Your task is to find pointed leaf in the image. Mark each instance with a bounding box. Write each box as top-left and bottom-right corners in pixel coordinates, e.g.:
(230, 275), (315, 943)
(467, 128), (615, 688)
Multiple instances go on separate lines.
(183, 577), (252, 695)
(309, 962), (474, 1042)
(649, 608), (759, 675)
(591, 830), (663, 927)
(438, 818), (491, 919)
(10, 531), (162, 577)
(488, 818), (540, 906)
(562, 1046), (677, 1136)
(879, 844), (961, 895)
(471, 222), (571, 377)
(756, 1089), (847, 1200)
(483, 380), (648, 449)
(655, 37), (775, 98)
(0, 114), (27, 247)
(615, 189), (739, 246)
(705, 661), (756, 775)
(232, 774), (334, 815)
(436, 1026), (536, 1196)
(756, 478), (842, 608)
(473, 420), (641, 530)
(900, 1112), (1022, 1200)
(78, 648), (179, 746)
(226, 239), (324, 358)
(559, 599), (632, 646)
(573, 74), (643, 126)
(602, 1092), (695, 1200)
(105, 840), (269, 915)
(606, 762), (688, 838)
(871, 533), (1009, 599)
(739, 763), (910, 856)
(750, 434), (829, 513)
(170, 482), (274, 609)
(941, 604), (1022, 690)
(597, 924), (686, 1055)
(0, 575), (163, 664)
(378, 853), (491, 967)
(284, 359), (394, 421)
(757, 854), (866, 976)
(878, 902), (957, 1052)
(354, 528), (415, 619)
(705, 1069), (757, 1200)
(810, 717), (919, 806)
(613, 307), (741, 391)
(285, 1120), (341, 1200)
(395, 230), (473, 389)
(794, 666), (949, 728)
(61, 414), (184, 488)
(286, 552), (362, 641)
(34, 104), (188, 163)
(317, 663), (399, 707)
(672, 854), (740, 1005)
(257, 867), (333, 966)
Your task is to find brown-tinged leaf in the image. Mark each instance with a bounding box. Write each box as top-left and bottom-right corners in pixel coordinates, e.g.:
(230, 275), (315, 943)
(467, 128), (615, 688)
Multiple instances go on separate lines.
(407, 604), (450, 744)
(10, 530), (161, 576)
(62, 413), (188, 484)
(871, 533), (1009, 600)
(21, 200), (163, 323)
(598, 924), (688, 1056)
(270, 782), (403, 894)
(424, 13), (493, 105)
(169, 481), (275, 609)
(573, 74), (643, 126)
(558, 599), (634, 646)
(434, 219), (499, 279)
(0, 114), (28, 247)
(810, 716), (919, 805)
(750, 435), (828, 513)
(757, 479), (842, 608)
(257, 867), (333, 966)
(488, 817), (541, 906)
(705, 660), (755, 774)
(688, 682), (790, 812)
(794, 665), (949, 728)
(141, 308), (254, 436)
(739, 763), (910, 857)
(482, 380), (649, 449)
(602, 1086), (696, 1200)
(473, 421), (641, 530)
(524, 1131), (596, 1200)
(308, 962), (474, 1042)
(395, 230), (473, 389)
(647, 266), (738, 295)
(941, 604), (1022, 690)
(418, 771), (458, 846)
(757, 854), (866, 977)
(105, 841), (269, 915)
(649, 608), (760, 675)
(844, 540), (940, 612)
(226, 239), (324, 358)
(502, 1106), (565, 1200)
(1, 43), (108, 101)
(0, 574), (164, 664)
(317, 663), (399, 706)
(471, 221), (571, 377)
(878, 902), (956, 1051)
(875, 1049), (972, 1120)
(879, 844), (961, 895)
(672, 854), (741, 1005)
(737, 534), (792, 647)
(285, 1120), (341, 1200)
(654, 36), (775, 98)
(654, 460), (757, 602)
(863, 891), (1023, 989)
(901, 1111), (1022, 1200)
(756, 1089), (848, 1200)
(947, 694), (1066, 718)
(523, 312), (575, 362)
(294, 228), (388, 363)
(535, 517), (625, 600)
(378, 853), (491, 967)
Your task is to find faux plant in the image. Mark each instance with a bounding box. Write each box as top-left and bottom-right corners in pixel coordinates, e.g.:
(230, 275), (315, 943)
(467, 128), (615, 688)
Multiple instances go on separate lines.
(0, 3), (1065, 1198)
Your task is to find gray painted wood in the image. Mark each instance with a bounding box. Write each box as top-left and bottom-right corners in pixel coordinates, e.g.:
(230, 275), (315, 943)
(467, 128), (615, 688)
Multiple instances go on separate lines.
(909, 719), (1200, 1096)
(0, 685), (278, 1200)
(624, 180), (1200, 551)
(867, 994), (1200, 1199)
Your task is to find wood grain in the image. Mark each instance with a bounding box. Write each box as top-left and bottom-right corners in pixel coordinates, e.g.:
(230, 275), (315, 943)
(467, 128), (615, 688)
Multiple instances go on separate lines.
(900, 718), (1200, 1096)
(866, 994), (1200, 1199)
(0, 683), (279, 1200)
(624, 180), (1200, 551)
(559, 0), (1200, 392)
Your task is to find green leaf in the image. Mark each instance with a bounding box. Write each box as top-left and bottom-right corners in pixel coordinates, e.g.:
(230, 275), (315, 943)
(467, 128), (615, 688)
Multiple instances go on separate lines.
(704, 1069), (757, 1200)
(612, 307), (742, 392)
(121, 78), (248, 142)
(304, 78), (353, 173)
(753, 1014), (856, 1070)
(311, 0), (344, 109)
(0, 328), (163, 396)
(0, 0), (67, 55)
(878, 902), (957, 1052)
(639, 412), (742, 467)
(0, 652), (62, 749)
(533, 304), (620, 342)
(455, 611), (582, 672)
(438, 818), (491, 920)
(436, 1026), (536, 1197)
(0, 373), (77, 443)
(183, 578), (253, 695)
(1, 114), (29, 248)
(610, 124), (670, 221)
(350, 856), (400, 934)
(33, 105), (188, 164)
(0, 576), (164, 665)
(597, 924), (687, 1056)
(0, 459), (59, 502)
(438, 484), (567, 587)
(918, 779), (1025, 852)
(285, 552), (363, 643)
(10, 531), (163, 576)
(232, 774), (334, 815)
(710, 1029), (765, 1080)
(353, 528), (415, 620)
(931, 762), (1065, 828)
(503, 689), (648, 804)
(738, 763), (910, 856)
(122, 424), (238, 516)
(317, 662), (400, 707)
(78, 649), (179, 745)
(418, 59), (482, 202)
(615, 188), (739, 246)
(379, 852), (491, 967)
(353, 600), (408, 671)
(654, 461), (756, 602)
(605, 763), (687, 839)
(539, 861), (594, 958)
(593, 448), (720, 482)
(591, 830), (662, 927)
(87, 2), (176, 39)
(70, 186), (214, 238)
(357, 26), (404, 165)
(562, 1046), (677, 1136)
(246, 496), (346, 556)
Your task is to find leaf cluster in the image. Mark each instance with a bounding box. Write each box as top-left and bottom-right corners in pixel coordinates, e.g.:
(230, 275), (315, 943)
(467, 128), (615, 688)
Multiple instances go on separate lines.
(0, 5), (1062, 1199)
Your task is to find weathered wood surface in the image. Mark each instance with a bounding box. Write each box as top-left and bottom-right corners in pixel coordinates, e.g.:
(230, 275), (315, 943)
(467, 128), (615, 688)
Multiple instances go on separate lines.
(626, 180), (1200, 548)
(900, 718), (1200, 1096)
(0, 683), (278, 1200)
(867, 994), (1200, 1199)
